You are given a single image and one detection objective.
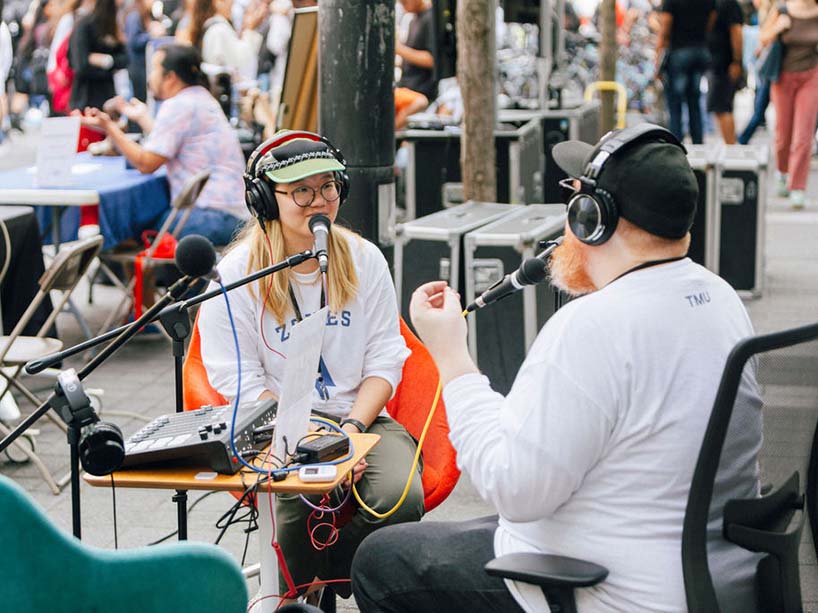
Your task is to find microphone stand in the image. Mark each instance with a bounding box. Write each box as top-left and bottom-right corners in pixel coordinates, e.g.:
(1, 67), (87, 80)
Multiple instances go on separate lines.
(0, 273), (199, 538)
(150, 249), (314, 539)
(23, 251), (314, 375)
(11, 249), (314, 541)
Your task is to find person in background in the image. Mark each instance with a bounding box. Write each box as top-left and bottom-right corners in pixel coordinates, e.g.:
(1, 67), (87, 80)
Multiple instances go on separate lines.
(395, 0), (436, 102)
(79, 44), (248, 246)
(197, 130), (423, 605)
(707, 0), (744, 144)
(352, 126), (763, 613)
(655, 0), (717, 143)
(738, 0), (774, 144)
(124, 0), (166, 102)
(0, 0), (12, 142)
(264, 0), (315, 96)
(762, 0), (818, 209)
(46, 0), (88, 114)
(185, 0), (266, 81)
(12, 0), (52, 108)
(68, 0), (126, 110)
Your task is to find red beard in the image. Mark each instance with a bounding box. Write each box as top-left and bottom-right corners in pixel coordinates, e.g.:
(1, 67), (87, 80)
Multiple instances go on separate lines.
(548, 232), (597, 296)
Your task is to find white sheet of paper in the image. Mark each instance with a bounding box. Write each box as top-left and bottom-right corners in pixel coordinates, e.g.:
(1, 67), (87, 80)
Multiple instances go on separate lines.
(35, 117), (81, 187)
(274, 307), (327, 460)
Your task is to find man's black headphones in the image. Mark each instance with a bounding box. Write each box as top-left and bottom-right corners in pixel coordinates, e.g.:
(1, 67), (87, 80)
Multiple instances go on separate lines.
(243, 130), (350, 224)
(566, 123), (685, 246)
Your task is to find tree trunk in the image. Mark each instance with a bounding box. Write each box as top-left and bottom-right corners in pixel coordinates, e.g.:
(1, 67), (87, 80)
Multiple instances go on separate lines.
(457, 0), (496, 202)
(599, 0), (617, 135)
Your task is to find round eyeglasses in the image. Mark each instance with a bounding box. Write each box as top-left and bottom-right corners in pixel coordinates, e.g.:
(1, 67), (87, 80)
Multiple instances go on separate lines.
(275, 180), (342, 208)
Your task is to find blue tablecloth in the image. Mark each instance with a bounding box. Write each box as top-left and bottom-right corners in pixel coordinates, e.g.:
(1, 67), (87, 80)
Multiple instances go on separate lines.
(0, 154), (170, 249)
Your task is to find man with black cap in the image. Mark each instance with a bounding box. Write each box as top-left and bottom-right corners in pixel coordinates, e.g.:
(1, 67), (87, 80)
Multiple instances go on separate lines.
(351, 125), (762, 612)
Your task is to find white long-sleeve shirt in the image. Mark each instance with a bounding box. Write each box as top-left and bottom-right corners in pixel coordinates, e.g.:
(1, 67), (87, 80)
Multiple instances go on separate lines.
(444, 258), (761, 612)
(201, 15), (263, 82)
(198, 233), (409, 418)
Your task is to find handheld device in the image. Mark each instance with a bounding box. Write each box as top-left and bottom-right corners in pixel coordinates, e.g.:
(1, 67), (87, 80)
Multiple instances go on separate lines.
(298, 464), (338, 483)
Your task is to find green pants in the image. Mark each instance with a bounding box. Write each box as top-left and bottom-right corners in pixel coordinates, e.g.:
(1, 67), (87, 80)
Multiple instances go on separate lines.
(275, 415), (425, 598)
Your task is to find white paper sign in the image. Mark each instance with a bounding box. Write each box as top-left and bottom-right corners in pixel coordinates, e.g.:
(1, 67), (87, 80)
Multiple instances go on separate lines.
(35, 117), (81, 187)
(274, 307), (327, 460)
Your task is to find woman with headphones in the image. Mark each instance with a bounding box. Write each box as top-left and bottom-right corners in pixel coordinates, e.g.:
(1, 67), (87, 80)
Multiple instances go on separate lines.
(197, 130), (424, 602)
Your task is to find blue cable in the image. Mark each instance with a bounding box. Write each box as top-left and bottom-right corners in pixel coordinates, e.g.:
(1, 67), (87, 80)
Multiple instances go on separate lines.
(219, 281), (354, 476)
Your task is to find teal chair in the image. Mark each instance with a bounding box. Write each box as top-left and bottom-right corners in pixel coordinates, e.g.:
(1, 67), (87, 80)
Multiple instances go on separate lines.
(0, 475), (248, 612)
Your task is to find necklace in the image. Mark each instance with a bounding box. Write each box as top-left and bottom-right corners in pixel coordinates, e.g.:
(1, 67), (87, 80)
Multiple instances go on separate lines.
(611, 256), (686, 283)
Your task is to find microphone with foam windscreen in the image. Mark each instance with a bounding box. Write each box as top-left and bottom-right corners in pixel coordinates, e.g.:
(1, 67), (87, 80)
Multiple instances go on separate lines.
(465, 236), (563, 313)
(175, 234), (220, 281)
(309, 214), (331, 274)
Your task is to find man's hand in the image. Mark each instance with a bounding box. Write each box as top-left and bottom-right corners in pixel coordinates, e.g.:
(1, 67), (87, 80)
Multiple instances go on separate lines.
(409, 281), (478, 384)
(121, 98), (148, 124)
(78, 107), (115, 132)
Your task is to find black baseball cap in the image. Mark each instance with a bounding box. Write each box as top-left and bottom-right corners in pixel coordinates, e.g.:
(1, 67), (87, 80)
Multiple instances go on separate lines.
(552, 133), (699, 239)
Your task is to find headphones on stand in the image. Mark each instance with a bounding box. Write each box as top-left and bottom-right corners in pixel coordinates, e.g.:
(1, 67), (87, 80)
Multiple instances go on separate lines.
(566, 123), (686, 246)
(243, 130), (350, 224)
(55, 369), (125, 476)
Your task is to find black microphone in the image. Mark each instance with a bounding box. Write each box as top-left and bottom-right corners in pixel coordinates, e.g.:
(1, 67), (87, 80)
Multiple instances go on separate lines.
(175, 234), (220, 281)
(465, 236), (563, 313)
(309, 214), (331, 274)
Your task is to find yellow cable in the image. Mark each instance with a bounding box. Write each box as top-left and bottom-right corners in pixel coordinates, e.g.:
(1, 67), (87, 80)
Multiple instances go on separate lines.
(351, 310), (468, 519)
(352, 379), (442, 519)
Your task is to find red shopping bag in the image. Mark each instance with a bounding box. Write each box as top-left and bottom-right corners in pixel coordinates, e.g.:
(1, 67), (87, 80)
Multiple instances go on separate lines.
(133, 230), (177, 318)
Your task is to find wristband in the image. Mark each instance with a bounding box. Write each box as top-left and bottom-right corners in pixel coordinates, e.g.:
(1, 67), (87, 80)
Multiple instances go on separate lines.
(340, 418), (367, 433)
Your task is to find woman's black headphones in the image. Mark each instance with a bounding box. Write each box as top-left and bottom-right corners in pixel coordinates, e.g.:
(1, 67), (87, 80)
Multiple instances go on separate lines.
(566, 123), (685, 246)
(243, 130), (350, 224)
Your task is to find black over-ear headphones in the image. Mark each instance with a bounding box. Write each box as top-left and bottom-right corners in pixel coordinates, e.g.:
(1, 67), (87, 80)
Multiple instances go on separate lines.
(243, 130), (350, 224)
(567, 123), (685, 246)
(55, 369), (125, 476)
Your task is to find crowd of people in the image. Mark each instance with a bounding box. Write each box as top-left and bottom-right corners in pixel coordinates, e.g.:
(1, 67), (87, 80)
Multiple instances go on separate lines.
(0, 0), (317, 142)
(650, 0), (818, 208)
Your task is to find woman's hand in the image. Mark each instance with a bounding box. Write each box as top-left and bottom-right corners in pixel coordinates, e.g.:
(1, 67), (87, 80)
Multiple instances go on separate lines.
(341, 458), (368, 488)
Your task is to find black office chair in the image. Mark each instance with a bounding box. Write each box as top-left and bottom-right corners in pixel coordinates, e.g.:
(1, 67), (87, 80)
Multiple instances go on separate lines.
(485, 321), (818, 613)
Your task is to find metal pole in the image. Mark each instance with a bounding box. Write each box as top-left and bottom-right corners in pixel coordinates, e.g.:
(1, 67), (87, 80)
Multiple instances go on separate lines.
(319, 0), (396, 244)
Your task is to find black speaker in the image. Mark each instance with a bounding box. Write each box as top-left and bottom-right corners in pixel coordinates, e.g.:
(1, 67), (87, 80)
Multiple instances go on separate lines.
(393, 202), (519, 326)
(684, 144), (720, 269)
(398, 120), (543, 219)
(716, 145), (767, 295)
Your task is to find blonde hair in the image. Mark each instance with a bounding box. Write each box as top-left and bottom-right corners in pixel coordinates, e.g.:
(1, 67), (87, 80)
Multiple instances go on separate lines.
(234, 219), (360, 325)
